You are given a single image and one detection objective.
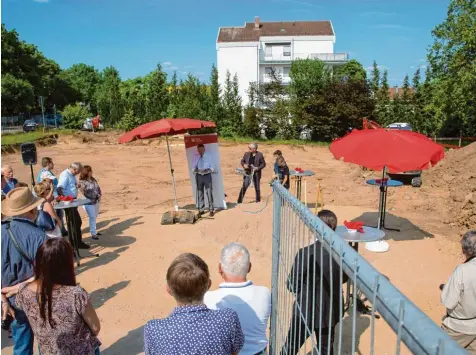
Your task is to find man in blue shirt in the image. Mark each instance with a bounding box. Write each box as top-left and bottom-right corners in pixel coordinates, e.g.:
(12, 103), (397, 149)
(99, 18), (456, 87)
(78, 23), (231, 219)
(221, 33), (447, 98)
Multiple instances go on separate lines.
(36, 157), (67, 236)
(1, 187), (47, 355)
(58, 162), (89, 249)
(2, 165), (18, 195)
(144, 253), (244, 355)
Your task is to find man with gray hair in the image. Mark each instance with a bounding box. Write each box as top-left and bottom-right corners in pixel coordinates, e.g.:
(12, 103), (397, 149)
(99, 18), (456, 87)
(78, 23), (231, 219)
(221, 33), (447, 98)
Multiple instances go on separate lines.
(58, 162), (89, 249)
(440, 230), (476, 352)
(237, 143), (266, 204)
(204, 242), (271, 355)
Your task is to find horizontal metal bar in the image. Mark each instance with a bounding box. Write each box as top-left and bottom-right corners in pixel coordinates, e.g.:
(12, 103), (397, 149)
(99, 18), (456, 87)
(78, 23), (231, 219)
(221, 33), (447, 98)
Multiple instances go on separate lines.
(272, 182), (466, 355)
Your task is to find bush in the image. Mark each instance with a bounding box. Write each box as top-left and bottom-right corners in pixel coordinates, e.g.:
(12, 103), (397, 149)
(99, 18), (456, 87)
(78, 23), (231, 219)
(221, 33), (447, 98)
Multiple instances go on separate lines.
(242, 106), (262, 139)
(116, 109), (142, 131)
(60, 103), (90, 129)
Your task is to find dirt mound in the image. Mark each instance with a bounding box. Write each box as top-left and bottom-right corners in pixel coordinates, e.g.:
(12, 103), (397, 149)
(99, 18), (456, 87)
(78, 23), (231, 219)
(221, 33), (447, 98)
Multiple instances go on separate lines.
(1, 134), (59, 154)
(425, 143), (476, 232)
(61, 131), (122, 145)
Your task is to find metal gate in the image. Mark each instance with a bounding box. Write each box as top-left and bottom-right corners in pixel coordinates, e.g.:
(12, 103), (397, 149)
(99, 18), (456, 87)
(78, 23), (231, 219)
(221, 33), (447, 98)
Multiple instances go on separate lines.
(270, 183), (465, 355)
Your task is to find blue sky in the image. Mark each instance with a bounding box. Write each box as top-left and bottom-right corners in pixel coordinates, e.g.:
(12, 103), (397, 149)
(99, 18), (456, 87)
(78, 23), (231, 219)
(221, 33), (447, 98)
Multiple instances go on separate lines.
(2, 0), (449, 86)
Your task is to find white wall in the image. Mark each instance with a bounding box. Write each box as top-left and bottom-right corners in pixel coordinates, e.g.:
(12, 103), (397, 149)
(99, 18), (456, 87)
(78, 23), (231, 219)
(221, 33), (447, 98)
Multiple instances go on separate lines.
(217, 43), (258, 106)
(293, 40), (334, 58)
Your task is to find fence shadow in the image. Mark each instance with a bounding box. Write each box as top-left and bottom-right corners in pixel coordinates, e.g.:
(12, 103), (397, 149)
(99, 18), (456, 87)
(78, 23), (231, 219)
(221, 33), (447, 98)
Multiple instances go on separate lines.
(352, 211), (434, 242)
(102, 325), (144, 355)
(90, 280), (131, 309)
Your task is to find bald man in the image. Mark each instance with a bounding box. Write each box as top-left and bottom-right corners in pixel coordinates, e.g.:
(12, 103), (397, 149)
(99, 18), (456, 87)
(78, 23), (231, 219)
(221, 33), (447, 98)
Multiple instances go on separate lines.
(2, 165), (18, 195)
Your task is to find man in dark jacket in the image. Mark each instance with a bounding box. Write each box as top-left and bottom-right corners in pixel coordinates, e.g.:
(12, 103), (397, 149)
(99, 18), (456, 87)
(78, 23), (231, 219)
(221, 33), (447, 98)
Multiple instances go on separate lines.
(281, 210), (348, 355)
(237, 143), (266, 203)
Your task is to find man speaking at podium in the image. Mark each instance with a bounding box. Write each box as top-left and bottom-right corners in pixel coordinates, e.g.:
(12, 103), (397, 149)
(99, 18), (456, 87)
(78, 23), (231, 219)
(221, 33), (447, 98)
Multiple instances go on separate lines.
(192, 144), (215, 217)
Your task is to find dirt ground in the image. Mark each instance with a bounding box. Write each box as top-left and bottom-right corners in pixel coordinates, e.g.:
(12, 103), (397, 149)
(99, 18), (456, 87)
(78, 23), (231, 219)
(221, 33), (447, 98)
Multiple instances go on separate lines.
(1, 133), (471, 354)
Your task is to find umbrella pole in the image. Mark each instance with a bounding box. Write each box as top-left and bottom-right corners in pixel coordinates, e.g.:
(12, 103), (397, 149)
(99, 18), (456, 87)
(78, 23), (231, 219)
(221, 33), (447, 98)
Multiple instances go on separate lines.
(166, 135), (179, 211)
(377, 167), (386, 229)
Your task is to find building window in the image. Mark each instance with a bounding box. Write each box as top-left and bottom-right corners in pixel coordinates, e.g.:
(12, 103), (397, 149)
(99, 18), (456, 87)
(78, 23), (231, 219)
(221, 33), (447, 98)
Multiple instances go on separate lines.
(283, 67), (290, 77)
(265, 45), (272, 57)
(283, 45), (291, 57)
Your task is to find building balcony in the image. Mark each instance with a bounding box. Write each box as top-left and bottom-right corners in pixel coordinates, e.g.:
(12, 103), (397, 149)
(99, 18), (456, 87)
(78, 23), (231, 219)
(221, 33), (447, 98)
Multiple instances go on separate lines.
(259, 52), (348, 64)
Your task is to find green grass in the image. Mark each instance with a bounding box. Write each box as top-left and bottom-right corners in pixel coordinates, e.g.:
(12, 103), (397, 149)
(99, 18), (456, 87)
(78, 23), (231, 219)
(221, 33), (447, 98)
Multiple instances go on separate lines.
(1, 129), (74, 146)
(219, 136), (330, 146)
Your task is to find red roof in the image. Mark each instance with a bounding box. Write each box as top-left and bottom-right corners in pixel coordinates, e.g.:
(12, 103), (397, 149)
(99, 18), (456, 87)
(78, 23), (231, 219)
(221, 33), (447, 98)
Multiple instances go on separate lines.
(217, 19), (334, 43)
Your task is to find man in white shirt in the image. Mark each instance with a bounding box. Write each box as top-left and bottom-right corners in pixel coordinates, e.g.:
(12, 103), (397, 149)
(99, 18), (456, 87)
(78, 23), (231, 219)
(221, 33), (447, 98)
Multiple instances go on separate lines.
(441, 230), (476, 353)
(204, 242), (271, 355)
(58, 162), (89, 249)
(192, 144), (215, 217)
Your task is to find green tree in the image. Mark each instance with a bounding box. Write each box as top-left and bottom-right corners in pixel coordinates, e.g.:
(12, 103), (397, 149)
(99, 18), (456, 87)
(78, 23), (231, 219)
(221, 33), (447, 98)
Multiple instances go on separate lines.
(369, 61), (380, 97)
(166, 72), (180, 118)
(95, 66), (123, 126)
(220, 71), (242, 137)
(427, 0), (476, 135)
(334, 59), (367, 82)
(61, 64), (101, 109)
(208, 64), (222, 126)
(175, 74), (207, 119)
(120, 77), (146, 122)
(61, 102), (90, 129)
(1, 74), (35, 116)
(117, 108), (142, 131)
(144, 64), (168, 121)
(375, 69), (390, 125)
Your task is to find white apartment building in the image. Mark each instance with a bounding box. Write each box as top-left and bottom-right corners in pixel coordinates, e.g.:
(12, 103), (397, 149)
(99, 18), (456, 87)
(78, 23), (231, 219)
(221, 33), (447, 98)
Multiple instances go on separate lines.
(216, 17), (348, 106)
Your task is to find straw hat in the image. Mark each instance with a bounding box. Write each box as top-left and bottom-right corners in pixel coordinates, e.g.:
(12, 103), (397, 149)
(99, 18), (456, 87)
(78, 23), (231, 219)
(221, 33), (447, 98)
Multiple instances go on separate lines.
(2, 187), (44, 217)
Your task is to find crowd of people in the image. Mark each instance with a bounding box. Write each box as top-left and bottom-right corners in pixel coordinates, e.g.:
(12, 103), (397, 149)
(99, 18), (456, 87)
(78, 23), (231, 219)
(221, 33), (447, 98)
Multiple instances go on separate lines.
(1, 144), (475, 355)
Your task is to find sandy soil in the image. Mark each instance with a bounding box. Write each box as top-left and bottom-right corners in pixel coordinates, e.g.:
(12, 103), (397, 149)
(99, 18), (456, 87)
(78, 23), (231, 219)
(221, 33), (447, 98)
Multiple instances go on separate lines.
(1, 133), (468, 354)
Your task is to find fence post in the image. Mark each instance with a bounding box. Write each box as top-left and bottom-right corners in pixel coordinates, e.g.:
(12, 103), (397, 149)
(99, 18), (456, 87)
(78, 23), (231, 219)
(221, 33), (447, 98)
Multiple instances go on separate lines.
(270, 184), (281, 355)
(459, 130), (462, 147)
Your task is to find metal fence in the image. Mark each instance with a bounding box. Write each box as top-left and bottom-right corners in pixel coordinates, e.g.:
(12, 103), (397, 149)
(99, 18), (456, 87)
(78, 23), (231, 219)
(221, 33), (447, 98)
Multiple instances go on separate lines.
(270, 182), (466, 355)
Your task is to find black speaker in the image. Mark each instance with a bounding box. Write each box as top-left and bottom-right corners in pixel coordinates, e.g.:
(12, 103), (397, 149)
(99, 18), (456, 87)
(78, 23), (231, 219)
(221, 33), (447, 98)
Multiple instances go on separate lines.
(20, 142), (37, 165)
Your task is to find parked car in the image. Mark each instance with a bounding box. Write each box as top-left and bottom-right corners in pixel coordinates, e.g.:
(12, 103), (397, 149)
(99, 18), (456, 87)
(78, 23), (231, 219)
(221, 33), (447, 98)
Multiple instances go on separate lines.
(23, 119), (38, 132)
(386, 122), (422, 187)
(82, 117), (104, 131)
(387, 122), (412, 131)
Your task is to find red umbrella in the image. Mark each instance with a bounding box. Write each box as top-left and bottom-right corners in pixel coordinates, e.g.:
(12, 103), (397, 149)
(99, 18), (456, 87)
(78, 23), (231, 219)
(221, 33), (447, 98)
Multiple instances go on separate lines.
(330, 129), (444, 236)
(119, 118), (217, 210)
(330, 129), (444, 173)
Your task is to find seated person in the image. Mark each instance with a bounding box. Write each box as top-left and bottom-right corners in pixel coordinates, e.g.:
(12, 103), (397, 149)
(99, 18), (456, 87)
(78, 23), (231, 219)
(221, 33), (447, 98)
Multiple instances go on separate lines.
(144, 253), (244, 355)
(205, 242), (271, 355)
(281, 210), (349, 355)
(2, 166), (18, 194)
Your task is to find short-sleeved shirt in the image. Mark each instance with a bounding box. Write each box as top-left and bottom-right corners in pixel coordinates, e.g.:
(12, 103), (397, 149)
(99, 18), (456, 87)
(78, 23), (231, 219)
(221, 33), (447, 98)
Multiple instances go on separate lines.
(79, 178), (101, 204)
(441, 257), (476, 334)
(2, 178), (18, 194)
(58, 169), (78, 198)
(1, 218), (47, 307)
(144, 304), (244, 355)
(16, 284), (101, 355)
(205, 281), (271, 355)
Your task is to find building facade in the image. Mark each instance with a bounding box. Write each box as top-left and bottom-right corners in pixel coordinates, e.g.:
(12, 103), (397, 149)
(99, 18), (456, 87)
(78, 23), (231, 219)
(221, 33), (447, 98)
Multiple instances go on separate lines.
(216, 17), (348, 106)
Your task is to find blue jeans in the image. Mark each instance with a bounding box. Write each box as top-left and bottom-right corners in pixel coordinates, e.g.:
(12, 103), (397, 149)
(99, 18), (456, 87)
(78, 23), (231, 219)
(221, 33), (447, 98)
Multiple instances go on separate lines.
(11, 309), (34, 355)
(57, 208), (67, 234)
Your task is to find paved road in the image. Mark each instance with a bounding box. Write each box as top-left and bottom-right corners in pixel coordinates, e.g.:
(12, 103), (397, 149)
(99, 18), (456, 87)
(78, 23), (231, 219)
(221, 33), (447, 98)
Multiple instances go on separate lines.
(1, 126), (23, 134)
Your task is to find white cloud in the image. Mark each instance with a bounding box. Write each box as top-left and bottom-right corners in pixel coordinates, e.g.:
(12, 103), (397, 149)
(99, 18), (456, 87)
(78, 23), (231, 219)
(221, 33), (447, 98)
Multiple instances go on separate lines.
(361, 11), (396, 17)
(181, 71), (188, 75)
(370, 24), (412, 30)
(271, 0), (321, 9)
(33, 0), (49, 3)
(162, 61), (173, 67)
(164, 66), (178, 71)
(366, 65), (389, 71)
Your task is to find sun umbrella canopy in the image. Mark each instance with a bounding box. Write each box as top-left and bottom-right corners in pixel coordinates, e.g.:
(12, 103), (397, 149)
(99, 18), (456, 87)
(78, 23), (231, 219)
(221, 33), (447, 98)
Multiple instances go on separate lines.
(118, 118), (216, 144)
(330, 129), (445, 173)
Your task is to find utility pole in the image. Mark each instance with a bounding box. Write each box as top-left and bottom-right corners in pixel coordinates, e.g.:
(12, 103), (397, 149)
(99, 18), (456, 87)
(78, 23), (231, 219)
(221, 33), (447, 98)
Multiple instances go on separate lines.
(40, 96), (46, 133)
(53, 104), (57, 128)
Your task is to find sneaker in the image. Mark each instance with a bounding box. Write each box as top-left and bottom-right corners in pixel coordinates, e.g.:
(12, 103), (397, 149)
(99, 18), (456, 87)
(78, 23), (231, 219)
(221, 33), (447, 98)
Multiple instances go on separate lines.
(91, 235), (99, 240)
(78, 242), (90, 249)
(209, 210), (215, 217)
(96, 232), (102, 236)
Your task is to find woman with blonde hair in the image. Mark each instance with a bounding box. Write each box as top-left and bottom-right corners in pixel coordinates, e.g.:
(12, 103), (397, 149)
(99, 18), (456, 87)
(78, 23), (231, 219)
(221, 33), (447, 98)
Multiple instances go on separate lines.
(34, 181), (62, 238)
(79, 165), (102, 240)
